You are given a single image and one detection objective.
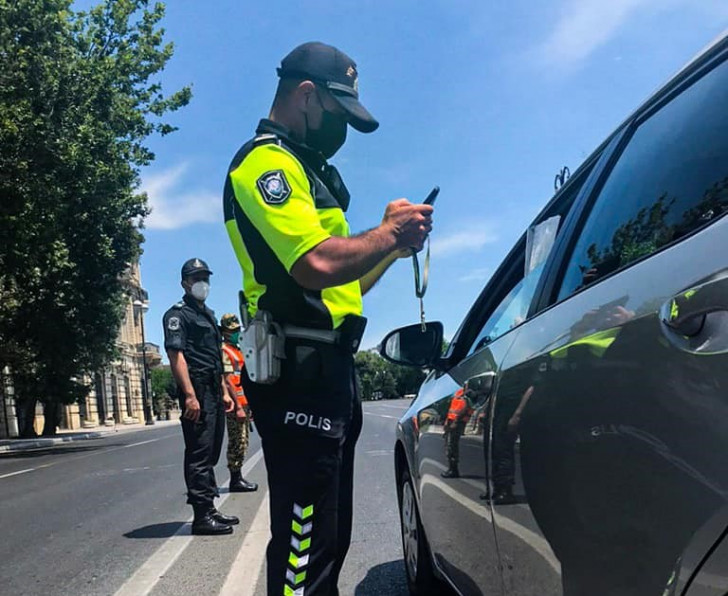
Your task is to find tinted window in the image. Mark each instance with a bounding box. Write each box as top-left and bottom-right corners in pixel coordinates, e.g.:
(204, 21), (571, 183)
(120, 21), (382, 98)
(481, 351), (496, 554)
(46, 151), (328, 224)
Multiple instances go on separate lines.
(469, 260), (545, 355)
(558, 58), (728, 300)
(463, 165), (597, 357)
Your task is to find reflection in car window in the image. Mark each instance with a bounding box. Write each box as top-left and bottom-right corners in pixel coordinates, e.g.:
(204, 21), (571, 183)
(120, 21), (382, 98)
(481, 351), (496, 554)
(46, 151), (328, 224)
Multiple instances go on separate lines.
(469, 262), (545, 355)
(558, 58), (728, 300)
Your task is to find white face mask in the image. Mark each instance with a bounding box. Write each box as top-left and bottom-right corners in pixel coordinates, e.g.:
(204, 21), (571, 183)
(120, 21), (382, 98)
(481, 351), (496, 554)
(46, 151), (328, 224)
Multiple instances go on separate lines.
(190, 281), (210, 301)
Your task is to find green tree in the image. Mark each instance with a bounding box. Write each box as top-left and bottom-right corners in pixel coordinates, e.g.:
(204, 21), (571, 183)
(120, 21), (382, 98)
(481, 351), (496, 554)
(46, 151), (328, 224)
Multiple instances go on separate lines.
(150, 365), (176, 415)
(0, 1), (190, 435)
(354, 350), (425, 401)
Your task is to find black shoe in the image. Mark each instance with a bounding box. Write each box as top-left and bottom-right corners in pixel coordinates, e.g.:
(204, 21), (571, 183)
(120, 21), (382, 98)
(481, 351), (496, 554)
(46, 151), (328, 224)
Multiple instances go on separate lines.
(229, 471), (259, 493)
(441, 469), (459, 479)
(191, 514), (233, 535)
(492, 489), (516, 505)
(211, 509), (239, 525)
(479, 491), (490, 501)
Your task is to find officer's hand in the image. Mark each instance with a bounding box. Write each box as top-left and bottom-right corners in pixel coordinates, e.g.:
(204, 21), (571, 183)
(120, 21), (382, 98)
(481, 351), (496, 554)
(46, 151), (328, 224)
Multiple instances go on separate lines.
(184, 396), (201, 423)
(235, 406), (247, 420)
(223, 393), (235, 414)
(382, 199), (433, 252)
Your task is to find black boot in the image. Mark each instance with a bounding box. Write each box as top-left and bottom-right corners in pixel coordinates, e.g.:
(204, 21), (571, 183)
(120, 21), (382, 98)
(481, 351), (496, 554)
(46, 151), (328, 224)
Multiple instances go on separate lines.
(191, 507), (233, 535)
(229, 469), (259, 493)
(441, 467), (459, 479)
(492, 487), (516, 505)
(211, 508), (239, 525)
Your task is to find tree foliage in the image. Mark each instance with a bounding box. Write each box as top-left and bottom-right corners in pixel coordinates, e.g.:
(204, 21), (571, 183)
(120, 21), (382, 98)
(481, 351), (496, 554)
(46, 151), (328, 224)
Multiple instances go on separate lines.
(150, 365), (176, 413)
(0, 1), (190, 435)
(354, 350), (426, 401)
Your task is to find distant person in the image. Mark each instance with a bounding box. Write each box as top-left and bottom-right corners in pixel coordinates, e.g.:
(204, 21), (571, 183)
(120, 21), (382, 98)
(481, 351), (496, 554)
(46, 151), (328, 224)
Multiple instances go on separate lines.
(222, 42), (433, 594)
(442, 386), (474, 478)
(163, 258), (236, 535)
(219, 313), (258, 493)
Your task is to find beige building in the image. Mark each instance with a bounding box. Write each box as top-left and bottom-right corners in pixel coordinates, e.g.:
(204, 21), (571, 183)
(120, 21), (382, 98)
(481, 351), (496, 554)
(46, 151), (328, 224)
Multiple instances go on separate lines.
(0, 263), (161, 438)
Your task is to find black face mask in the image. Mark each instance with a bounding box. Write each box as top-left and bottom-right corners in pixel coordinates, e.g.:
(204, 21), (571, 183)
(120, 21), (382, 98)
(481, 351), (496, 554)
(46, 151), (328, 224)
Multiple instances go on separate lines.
(305, 94), (348, 159)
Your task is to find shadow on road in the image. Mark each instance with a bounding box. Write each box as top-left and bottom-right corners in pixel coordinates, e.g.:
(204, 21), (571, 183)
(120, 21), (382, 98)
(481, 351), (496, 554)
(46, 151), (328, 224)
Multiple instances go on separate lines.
(354, 560), (409, 595)
(124, 522), (186, 539)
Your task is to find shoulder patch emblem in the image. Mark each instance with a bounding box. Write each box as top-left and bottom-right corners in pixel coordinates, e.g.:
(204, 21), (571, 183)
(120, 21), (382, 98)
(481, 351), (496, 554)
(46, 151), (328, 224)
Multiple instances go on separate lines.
(167, 316), (181, 331)
(257, 170), (291, 205)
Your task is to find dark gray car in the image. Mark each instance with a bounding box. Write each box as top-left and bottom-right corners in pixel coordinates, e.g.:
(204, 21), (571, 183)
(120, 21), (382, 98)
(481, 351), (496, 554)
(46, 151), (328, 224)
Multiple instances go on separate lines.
(382, 31), (728, 596)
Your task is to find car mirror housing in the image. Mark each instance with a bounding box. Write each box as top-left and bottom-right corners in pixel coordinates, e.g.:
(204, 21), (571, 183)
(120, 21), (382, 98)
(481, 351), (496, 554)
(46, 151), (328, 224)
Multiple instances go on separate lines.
(379, 322), (444, 368)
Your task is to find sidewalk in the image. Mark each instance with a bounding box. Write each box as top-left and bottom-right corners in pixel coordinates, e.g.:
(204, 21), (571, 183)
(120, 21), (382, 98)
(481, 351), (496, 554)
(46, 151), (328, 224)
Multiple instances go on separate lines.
(0, 417), (181, 453)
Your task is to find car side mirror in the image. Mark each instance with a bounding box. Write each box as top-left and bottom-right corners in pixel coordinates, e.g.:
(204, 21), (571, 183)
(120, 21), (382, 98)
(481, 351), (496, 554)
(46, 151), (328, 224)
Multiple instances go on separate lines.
(379, 322), (444, 368)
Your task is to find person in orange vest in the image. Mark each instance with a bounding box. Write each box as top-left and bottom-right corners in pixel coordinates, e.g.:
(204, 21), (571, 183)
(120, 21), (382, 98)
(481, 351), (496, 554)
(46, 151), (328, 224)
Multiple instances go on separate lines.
(442, 385), (474, 478)
(220, 313), (258, 492)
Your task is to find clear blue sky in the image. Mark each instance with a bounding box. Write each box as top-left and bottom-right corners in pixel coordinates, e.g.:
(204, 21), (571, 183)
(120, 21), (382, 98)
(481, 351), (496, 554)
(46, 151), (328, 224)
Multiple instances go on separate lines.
(129, 0), (727, 355)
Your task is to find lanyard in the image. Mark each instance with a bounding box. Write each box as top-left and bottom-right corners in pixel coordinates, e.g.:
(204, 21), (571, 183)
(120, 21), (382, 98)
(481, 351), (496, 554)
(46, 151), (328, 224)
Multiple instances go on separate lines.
(411, 237), (431, 331)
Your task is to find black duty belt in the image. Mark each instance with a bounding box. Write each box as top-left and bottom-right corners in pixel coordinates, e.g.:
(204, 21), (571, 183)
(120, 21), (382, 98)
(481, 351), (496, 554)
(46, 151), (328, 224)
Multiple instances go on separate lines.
(188, 369), (220, 382)
(283, 315), (367, 353)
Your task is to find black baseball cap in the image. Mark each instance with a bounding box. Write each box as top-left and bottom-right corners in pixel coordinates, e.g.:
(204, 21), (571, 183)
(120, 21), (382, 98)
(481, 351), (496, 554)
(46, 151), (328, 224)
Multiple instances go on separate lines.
(181, 258), (213, 280)
(277, 42), (379, 133)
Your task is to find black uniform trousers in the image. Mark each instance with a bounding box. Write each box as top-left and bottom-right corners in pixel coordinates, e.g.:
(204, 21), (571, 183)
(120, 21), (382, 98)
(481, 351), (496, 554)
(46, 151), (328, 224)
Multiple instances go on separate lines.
(180, 373), (225, 512)
(242, 338), (362, 596)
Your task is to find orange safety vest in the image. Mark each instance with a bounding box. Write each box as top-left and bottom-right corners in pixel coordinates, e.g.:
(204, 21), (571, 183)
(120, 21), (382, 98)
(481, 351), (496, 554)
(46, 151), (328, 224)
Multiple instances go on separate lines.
(221, 342), (247, 407)
(446, 388), (471, 423)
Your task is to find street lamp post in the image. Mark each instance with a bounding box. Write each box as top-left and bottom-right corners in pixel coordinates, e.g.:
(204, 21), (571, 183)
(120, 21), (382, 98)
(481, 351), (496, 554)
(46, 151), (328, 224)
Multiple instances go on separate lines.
(133, 299), (155, 426)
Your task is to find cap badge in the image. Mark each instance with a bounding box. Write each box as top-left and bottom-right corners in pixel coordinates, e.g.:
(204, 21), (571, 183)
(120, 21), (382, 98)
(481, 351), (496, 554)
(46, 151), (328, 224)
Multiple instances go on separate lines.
(346, 66), (356, 78)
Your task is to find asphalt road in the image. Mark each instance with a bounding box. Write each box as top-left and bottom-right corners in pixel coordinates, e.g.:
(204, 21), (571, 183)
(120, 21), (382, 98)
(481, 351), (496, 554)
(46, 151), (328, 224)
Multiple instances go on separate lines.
(0, 399), (412, 596)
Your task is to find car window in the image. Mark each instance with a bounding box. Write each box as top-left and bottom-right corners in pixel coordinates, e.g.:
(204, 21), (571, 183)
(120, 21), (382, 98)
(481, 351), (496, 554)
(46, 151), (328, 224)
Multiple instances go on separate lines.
(558, 57), (728, 301)
(469, 260), (545, 355)
(460, 162), (598, 359)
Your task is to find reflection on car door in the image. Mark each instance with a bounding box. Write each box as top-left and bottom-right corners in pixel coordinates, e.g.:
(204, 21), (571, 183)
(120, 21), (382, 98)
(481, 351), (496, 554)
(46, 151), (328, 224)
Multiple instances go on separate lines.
(493, 52), (728, 595)
(415, 343), (508, 595)
(496, 230), (728, 595)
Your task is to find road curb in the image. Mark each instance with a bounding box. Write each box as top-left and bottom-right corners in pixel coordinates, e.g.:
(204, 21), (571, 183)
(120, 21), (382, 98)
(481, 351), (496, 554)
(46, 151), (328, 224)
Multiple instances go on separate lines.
(0, 432), (103, 453)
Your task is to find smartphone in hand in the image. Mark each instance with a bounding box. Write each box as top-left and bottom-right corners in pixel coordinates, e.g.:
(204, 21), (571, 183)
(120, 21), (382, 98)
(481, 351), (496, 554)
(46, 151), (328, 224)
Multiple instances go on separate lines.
(423, 186), (440, 206)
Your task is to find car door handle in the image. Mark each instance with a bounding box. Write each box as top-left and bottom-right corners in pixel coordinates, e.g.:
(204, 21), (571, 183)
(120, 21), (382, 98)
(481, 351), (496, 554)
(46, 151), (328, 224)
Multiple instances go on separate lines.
(661, 271), (728, 337)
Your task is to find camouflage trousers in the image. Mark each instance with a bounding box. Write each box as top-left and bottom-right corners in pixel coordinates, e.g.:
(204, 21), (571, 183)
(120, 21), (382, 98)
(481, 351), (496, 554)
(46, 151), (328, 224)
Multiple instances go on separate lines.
(226, 410), (250, 472)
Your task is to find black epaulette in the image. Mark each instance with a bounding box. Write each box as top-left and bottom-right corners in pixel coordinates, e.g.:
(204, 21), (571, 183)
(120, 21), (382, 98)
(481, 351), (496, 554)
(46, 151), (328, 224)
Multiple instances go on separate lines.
(172, 301), (184, 309)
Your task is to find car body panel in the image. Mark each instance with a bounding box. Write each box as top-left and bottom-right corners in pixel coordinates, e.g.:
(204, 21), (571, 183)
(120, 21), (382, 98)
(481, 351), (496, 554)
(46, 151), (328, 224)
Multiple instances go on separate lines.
(393, 31), (728, 596)
(493, 217), (728, 595)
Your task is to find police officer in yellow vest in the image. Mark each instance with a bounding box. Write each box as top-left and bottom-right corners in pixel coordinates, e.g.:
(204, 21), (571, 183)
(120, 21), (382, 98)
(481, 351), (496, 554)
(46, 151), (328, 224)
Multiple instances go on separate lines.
(223, 42), (433, 595)
(219, 313), (258, 493)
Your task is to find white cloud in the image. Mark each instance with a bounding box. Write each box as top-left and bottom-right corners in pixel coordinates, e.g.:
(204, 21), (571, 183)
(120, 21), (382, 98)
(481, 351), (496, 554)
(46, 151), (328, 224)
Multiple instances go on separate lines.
(141, 163), (220, 230)
(533, 0), (727, 67)
(459, 268), (491, 283)
(430, 224), (497, 257)
(537, 0), (654, 66)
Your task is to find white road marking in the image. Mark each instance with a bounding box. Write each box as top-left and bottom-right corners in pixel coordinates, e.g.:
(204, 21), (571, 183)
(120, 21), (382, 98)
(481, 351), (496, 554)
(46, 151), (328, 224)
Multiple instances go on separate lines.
(102, 434), (177, 455)
(363, 412), (399, 420)
(0, 462), (53, 480)
(0, 468), (35, 479)
(113, 448), (264, 596)
(219, 492), (270, 596)
(365, 449), (394, 456)
(0, 434), (178, 481)
(368, 402), (410, 410)
(122, 437), (168, 448)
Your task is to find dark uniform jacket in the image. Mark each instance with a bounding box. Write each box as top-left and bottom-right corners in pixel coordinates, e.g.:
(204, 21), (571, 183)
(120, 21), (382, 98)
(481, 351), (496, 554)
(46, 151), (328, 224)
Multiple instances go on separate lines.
(163, 294), (223, 380)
